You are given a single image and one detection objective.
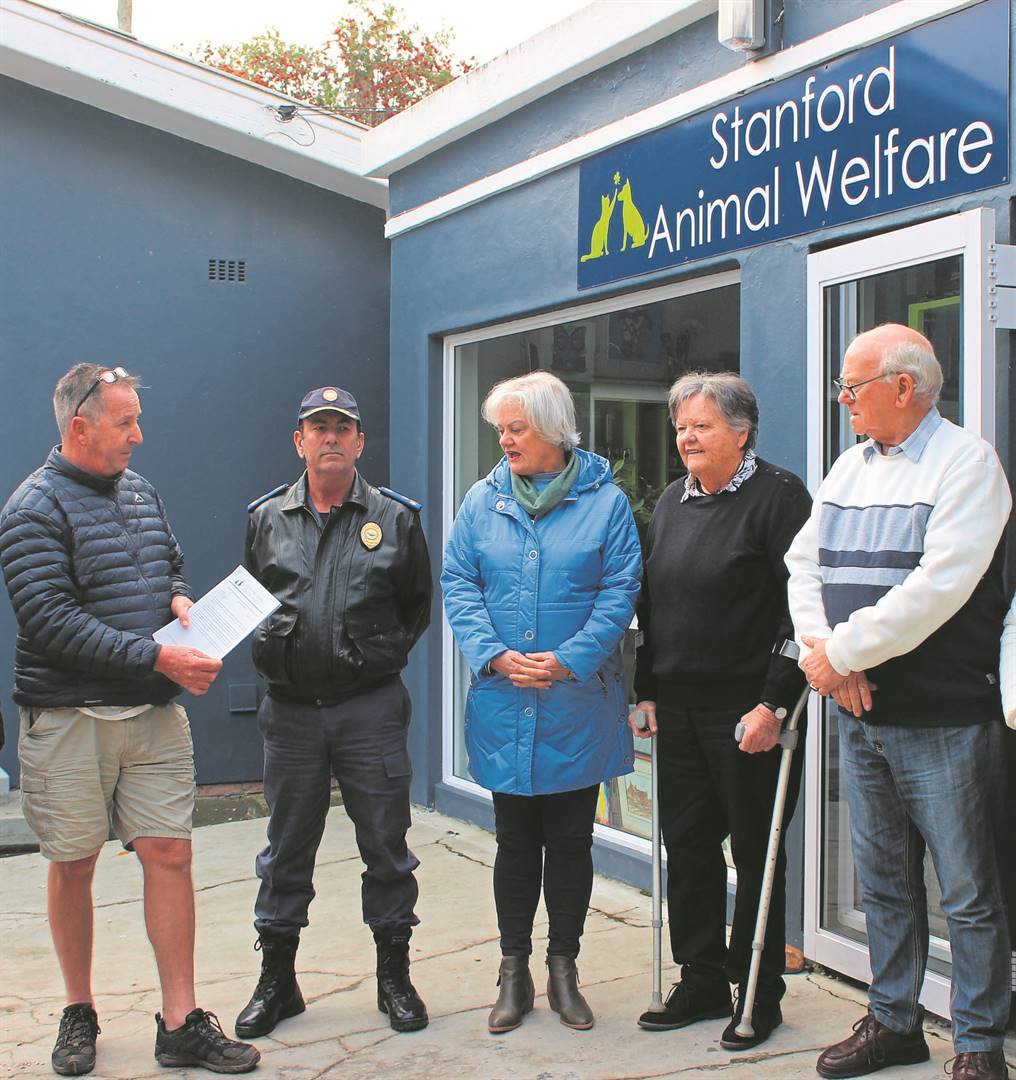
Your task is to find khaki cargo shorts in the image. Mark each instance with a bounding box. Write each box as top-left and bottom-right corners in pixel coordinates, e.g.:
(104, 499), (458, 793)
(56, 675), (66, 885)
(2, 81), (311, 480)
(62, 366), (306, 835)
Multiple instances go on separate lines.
(18, 703), (195, 862)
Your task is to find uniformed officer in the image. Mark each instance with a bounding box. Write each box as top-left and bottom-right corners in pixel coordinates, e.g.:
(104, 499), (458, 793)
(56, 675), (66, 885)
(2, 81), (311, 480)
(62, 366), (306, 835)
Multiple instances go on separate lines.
(236, 386), (432, 1039)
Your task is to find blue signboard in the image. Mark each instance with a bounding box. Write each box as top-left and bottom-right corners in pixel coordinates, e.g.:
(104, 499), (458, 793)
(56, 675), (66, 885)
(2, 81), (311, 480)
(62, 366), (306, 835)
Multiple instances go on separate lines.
(577, 0), (1009, 289)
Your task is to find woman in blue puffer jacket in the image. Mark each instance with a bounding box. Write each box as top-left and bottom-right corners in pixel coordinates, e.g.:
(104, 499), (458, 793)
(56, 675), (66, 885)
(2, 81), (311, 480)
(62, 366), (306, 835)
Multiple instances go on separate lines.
(441, 370), (642, 1035)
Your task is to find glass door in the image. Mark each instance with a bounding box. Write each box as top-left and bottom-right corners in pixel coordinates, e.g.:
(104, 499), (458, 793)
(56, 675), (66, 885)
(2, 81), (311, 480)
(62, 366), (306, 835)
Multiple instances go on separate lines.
(803, 209), (998, 1020)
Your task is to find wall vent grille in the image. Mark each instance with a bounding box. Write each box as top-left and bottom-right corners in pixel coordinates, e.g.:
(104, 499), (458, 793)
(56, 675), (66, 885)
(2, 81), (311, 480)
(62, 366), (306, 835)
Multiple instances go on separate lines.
(208, 259), (246, 282)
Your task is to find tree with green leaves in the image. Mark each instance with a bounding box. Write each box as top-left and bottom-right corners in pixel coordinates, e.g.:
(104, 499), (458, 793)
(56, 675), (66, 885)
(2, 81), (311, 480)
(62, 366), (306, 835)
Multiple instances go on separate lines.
(192, 1), (472, 127)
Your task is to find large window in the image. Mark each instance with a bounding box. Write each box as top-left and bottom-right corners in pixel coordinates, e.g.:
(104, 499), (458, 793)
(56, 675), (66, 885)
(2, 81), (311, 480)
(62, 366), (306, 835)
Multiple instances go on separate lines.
(443, 273), (740, 842)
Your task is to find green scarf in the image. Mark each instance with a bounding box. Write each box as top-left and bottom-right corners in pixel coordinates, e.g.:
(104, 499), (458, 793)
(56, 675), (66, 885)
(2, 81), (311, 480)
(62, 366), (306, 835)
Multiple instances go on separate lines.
(511, 452), (580, 519)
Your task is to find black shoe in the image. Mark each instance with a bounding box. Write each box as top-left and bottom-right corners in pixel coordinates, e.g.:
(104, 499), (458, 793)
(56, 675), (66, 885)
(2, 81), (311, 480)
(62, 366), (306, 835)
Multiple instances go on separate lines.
(52, 1003), (100, 1076)
(375, 928), (428, 1033)
(637, 980), (732, 1031)
(719, 987), (782, 1050)
(816, 1012), (929, 1078)
(155, 1009), (260, 1074)
(235, 931), (305, 1039)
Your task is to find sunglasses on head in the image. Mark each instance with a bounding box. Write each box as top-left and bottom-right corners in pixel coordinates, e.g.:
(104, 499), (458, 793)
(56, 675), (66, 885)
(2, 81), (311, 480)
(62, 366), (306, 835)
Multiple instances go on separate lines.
(73, 367), (130, 418)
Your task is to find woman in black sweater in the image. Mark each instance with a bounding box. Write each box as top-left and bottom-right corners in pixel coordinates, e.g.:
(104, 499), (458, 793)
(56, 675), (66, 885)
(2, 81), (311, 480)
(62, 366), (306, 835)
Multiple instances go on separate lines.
(632, 372), (811, 1050)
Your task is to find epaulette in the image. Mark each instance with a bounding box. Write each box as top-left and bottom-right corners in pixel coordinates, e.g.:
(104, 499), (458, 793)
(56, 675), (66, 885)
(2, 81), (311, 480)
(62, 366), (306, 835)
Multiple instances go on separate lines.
(247, 483), (289, 512)
(379, 485), (423, 512)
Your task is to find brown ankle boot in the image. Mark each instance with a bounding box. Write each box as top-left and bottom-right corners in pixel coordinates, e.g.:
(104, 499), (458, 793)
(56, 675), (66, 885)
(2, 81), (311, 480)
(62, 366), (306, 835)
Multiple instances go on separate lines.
(546, 955), (594, 1030)
(487, 956), (535, 1033)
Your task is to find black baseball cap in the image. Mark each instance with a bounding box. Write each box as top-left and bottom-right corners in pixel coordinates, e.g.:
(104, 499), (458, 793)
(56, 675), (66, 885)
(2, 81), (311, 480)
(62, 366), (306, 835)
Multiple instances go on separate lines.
(297, 386), (360, 423)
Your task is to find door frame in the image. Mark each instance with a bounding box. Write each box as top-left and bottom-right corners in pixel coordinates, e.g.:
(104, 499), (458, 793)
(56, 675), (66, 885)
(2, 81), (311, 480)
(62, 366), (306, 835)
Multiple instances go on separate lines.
(802, 207), (998, 1020)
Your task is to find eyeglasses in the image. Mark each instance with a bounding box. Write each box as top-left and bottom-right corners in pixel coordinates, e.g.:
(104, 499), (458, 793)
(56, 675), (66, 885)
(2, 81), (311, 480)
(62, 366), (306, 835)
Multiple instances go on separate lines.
(73, 367), (129, 417)
(832, 371), (897, 403)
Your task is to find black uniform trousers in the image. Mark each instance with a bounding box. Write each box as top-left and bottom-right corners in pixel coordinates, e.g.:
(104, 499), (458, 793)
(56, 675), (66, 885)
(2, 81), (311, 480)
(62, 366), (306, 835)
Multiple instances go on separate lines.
(656, 697), (805, 1003)
(254, 677), (420, 936)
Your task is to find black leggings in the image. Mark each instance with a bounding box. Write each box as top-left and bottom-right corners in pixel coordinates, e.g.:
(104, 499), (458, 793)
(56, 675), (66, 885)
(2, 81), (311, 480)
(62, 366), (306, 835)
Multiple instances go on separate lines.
(491, 785), (599, 959)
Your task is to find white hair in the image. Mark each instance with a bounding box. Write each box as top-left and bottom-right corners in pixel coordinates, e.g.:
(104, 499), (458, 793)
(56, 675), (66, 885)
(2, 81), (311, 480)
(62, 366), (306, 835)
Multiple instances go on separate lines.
(481, 371), (581, 449)
(880, 340), (943, 404)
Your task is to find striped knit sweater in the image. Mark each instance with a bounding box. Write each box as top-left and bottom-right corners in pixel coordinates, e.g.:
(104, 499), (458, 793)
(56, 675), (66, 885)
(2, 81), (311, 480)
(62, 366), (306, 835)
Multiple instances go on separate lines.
(786, 410), (1011, 726)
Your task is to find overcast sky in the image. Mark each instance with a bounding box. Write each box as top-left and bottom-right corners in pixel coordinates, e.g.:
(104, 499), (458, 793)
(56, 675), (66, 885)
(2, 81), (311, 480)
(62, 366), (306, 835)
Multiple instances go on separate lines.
(56, 0), (591, 65)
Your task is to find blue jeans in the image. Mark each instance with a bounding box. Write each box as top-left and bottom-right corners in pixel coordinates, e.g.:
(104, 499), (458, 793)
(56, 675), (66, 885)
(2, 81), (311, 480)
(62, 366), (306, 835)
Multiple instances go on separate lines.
(838, 715), (1009, 1052)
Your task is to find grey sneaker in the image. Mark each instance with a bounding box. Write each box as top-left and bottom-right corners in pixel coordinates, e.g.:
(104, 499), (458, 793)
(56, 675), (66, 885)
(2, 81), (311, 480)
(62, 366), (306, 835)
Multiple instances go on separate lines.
(52, 1003), (100, 1076)
(154, 1009), (260, 1073)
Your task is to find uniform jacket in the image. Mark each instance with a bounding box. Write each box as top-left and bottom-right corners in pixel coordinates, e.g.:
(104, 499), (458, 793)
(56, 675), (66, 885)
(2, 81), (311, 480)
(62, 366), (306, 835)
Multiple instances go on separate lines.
(0, 448), (190, 707)
(441, 448), (642, 796)
(246, 471), (431, 705)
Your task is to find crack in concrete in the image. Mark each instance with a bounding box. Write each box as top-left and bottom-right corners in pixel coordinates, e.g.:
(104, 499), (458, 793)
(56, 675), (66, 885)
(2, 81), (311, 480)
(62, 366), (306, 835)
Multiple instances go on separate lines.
(5, 854), (370, 918)
(801, 972), (869, 1008)
(801, 973), (955, 1048)
(304, 974), (373, 1006)
(433, 836), (494, 870)
(270, 1033), (830, 1080)
(586, 904), (648, 929)
(306, 1060), (352, 1080)
(271, 1020), (395, 1058)
(603, 1045), (830, 1079)
(405, 933), (502, 965)
(260, 1029), (352, 1054)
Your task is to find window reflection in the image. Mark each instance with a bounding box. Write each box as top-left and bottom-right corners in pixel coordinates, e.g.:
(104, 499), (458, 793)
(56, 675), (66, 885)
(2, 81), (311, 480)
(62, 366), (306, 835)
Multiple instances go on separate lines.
(451, 283), (740, 840)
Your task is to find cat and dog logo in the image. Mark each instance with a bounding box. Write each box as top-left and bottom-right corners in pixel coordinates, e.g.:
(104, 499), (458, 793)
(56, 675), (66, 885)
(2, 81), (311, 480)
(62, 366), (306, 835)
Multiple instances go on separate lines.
(579, 170), (648, 263)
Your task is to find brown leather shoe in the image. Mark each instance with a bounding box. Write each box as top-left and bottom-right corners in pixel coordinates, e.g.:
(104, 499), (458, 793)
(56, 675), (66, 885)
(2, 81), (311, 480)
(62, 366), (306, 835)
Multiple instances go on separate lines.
(947, 1050), (1010, 1080)
(816, 1012), (929, 1078)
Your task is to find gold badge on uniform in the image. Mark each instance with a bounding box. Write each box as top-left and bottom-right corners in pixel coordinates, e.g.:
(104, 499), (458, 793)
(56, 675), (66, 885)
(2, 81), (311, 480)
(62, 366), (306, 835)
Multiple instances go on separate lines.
(360, 522), (383, 550)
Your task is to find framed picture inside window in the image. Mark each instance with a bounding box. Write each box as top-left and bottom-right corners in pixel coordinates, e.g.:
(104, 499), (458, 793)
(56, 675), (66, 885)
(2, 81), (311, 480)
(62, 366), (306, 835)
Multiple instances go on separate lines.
(616, 751), (653, 839)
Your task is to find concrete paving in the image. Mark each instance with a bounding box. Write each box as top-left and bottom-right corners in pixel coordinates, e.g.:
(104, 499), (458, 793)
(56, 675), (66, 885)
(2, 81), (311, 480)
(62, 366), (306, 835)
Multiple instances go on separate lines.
(1, 804), (1010, 1080)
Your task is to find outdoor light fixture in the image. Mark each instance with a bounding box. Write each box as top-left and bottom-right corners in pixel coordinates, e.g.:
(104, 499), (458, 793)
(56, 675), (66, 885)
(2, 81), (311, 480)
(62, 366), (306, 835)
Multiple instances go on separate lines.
(718, 0), (765, 53)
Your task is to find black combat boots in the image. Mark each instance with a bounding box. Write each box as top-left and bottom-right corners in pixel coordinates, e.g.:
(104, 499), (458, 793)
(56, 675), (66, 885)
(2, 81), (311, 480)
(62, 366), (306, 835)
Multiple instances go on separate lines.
(234, 930), (306, 1039)
(374, 927), (429, 1032)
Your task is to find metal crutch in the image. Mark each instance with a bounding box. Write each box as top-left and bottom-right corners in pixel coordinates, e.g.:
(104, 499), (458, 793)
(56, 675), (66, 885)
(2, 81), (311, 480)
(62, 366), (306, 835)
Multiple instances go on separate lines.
(731, 682), (811, 1038)
(634, 707), (666, 1016)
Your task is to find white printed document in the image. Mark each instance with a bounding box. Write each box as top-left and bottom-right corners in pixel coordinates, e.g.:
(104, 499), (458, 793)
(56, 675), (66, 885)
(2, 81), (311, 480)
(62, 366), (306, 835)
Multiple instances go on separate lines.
(154, 565), (280, 659)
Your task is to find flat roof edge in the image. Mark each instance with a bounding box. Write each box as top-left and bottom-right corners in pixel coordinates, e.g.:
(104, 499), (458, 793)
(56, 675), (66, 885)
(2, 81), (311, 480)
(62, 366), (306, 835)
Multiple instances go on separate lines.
(360, 0), (717, 178)
(1, 0), (388, 209)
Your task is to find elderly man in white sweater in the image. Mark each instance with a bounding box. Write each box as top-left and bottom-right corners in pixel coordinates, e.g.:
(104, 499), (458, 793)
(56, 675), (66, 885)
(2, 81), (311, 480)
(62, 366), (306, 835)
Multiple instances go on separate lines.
(786, 324), (1012, 1080)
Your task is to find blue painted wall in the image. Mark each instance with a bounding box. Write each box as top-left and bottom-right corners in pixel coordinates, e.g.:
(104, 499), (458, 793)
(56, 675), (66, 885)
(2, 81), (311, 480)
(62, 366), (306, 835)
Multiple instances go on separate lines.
(391, 0), (895, 217)
(0, 76), (391, 785)
(386, 0), (1016, 938)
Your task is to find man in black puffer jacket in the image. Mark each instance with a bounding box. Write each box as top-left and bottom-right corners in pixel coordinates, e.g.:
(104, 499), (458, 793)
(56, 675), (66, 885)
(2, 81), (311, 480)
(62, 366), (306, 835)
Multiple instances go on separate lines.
(0, 364), (259, 1077)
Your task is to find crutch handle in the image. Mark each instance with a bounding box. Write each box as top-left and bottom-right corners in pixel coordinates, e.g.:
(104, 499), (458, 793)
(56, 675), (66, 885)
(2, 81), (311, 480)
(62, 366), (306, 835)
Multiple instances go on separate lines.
(632, 708), (650, 733)
(734, 721), (799, 750)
